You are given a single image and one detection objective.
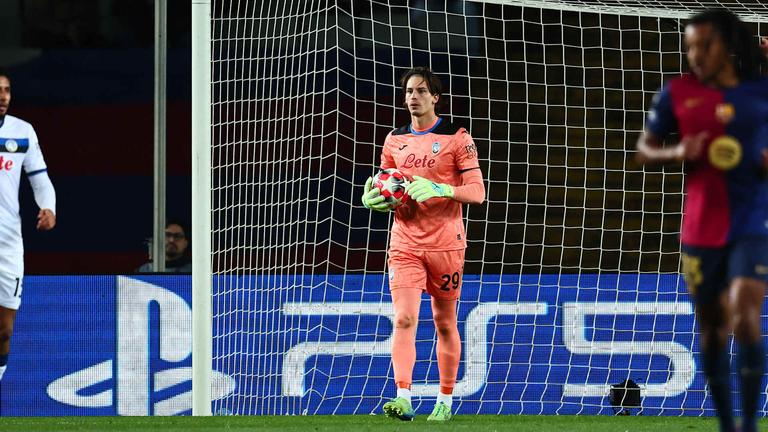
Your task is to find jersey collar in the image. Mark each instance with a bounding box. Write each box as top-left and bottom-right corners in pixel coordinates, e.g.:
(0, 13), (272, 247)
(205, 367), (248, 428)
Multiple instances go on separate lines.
(409, 117), (441, 135)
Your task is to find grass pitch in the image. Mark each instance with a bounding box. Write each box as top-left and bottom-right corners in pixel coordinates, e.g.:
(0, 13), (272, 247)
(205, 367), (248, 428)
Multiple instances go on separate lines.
(0, 415), (758, 432)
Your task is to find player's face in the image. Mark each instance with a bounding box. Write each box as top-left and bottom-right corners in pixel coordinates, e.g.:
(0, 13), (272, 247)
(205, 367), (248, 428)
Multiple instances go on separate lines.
(685, 23), (733, 85)
(0, 76), (10, 117)
(164, 224), (189, 259)
(404, 76), (438, 118)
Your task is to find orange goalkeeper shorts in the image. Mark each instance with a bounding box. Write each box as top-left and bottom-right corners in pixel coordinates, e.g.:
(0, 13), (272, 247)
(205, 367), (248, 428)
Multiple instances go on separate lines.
(387, 248), (465, 300)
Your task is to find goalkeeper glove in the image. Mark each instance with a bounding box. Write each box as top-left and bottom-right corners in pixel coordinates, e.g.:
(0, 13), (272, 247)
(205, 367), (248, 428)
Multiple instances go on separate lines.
(405, 176), (454, 203)
(362, 177), (391, 212)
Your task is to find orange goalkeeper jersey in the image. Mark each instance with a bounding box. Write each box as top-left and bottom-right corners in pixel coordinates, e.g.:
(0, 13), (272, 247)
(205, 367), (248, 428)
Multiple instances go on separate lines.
(380, 117), (480, 251)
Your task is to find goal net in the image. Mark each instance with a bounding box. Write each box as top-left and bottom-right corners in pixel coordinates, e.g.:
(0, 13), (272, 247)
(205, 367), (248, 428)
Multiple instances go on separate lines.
(206, 0), (768, 417)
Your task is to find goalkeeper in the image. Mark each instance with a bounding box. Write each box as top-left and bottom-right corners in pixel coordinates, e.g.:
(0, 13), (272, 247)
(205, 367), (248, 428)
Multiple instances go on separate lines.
(361, 67), (485, 422)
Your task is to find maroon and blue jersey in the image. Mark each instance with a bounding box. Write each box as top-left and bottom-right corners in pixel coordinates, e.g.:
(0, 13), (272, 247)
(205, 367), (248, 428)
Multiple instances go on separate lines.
(646, 74), (768, 247)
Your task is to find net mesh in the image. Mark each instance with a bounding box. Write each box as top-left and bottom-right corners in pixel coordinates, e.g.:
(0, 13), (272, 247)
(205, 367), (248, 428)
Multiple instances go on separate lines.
(209, 0), (768, 416)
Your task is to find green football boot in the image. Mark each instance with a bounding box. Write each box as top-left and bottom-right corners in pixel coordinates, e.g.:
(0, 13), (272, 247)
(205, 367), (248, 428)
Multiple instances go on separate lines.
(426, 401), (453, 421)
(382, 396), (415, 421)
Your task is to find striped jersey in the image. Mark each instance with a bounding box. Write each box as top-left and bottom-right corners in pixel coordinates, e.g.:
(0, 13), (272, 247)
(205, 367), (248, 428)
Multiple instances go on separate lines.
(646, 74), (768, 247)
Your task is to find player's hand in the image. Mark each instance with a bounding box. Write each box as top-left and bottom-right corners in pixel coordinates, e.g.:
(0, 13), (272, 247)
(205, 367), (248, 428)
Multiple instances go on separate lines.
(675, 131), (708, 161)
(405, 176), (454, 203)
(761, 37), (768, 57)
(37, 208), (56, 231)
(362, 177), (390, 212)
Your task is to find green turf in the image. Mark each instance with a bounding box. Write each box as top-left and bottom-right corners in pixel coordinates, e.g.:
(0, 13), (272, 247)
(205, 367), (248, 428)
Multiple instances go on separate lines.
(0, 415), (763, 432)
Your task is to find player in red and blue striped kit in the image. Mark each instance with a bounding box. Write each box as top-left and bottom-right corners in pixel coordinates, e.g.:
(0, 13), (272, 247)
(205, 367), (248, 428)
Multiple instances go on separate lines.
(636, 9), (768, 432)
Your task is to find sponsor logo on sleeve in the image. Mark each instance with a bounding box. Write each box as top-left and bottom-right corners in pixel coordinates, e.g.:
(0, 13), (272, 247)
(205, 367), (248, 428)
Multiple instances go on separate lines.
(465, 142), (478, 159)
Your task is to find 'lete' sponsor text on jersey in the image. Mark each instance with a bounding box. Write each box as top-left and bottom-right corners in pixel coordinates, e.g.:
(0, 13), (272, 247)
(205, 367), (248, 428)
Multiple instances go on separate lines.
(0, 114), (49, 260)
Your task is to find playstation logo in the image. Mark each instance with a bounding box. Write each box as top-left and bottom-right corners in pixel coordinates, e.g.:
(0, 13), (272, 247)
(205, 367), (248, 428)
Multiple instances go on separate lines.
(46, 277), (235, 415)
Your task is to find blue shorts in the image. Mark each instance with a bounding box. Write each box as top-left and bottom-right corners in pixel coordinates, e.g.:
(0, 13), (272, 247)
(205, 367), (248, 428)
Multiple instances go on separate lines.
(681, 237), (768, 306)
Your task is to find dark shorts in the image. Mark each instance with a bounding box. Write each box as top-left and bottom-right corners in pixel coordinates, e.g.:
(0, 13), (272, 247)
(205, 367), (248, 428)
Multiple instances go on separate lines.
(681, 237), (768, 306)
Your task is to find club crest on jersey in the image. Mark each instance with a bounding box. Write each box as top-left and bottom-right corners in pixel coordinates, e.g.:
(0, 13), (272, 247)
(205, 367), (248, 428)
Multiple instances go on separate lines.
(388, 269), (395, 281)
(431, 142), (440, 154)
(4, 139), (18, 153)
(715, 103), (735, 124)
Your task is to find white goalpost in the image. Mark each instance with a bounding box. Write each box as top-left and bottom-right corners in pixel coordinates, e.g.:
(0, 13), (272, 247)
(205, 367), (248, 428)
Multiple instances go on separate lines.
(192, 0), (768, 417)
(192, 0), (212, 417)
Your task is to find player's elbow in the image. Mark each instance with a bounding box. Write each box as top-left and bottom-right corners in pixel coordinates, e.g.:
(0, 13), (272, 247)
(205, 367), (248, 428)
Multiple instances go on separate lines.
(456, 185), (485, 205)
(634, 149), (649, 165)
(457, 170), (486, 204)
(635, 137), (649, 164)
(472, 183), (486, 205)
(635, 131), (662, 165)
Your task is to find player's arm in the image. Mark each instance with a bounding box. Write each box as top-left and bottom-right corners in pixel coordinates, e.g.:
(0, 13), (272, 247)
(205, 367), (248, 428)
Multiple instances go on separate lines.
(405, 169), (484, 204)
(23, 128), (56, 230)
(406, 130), (485, 204)
(633, 82), (707, 165)
(636, 129), (707, 165)
(452, 168), (485, 204)
(28, 170), (56, 230)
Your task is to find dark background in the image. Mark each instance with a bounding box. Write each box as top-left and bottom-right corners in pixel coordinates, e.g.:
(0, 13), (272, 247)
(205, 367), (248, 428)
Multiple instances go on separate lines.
(1, 0), (191, 273)
(4, 0), (767, 275)
(210, 0), (767, 276)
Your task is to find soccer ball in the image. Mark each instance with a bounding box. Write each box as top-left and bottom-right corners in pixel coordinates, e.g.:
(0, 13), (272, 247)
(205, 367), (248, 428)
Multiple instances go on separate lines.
(373, 168), (410, 208)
